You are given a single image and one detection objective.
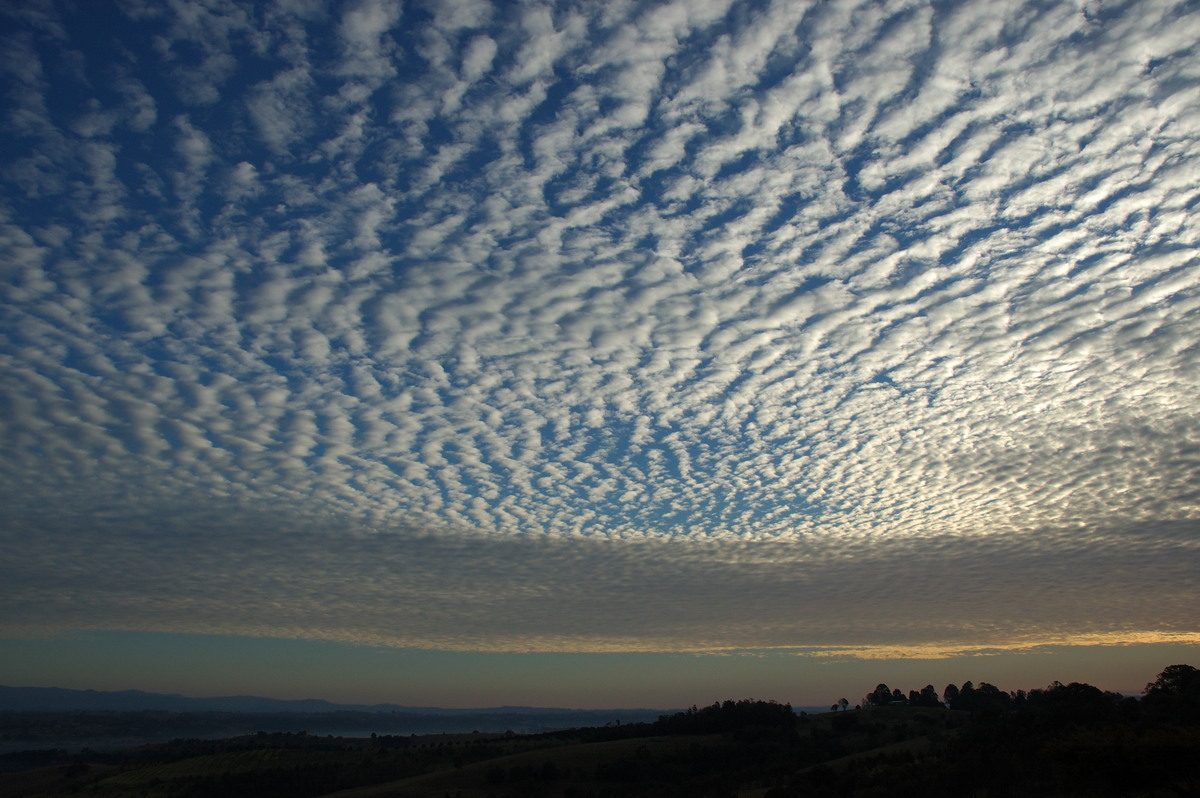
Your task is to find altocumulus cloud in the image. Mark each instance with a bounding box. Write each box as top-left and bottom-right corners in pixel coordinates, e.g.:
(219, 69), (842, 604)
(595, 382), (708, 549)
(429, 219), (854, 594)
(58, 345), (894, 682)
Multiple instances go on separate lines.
(1, 0), (1198, 656)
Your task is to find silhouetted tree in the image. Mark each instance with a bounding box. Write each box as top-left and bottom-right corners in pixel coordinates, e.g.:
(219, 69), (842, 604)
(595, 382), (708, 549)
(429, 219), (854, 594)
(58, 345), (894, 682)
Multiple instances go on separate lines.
(1143, 663), (1200, 722)
(869, 684), (892, 707)
(953, 681), (975, 711)
(971, 682), (1011, 713)
(943, 683), (959, 707)
(838, 698), (849, 712)
(1020, 681), (1120, 726)
(1146, 664), (1200, 695)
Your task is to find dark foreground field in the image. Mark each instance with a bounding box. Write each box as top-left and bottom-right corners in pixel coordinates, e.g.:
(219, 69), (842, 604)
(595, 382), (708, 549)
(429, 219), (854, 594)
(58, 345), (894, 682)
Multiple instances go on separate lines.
(3, 666), (1198, 797)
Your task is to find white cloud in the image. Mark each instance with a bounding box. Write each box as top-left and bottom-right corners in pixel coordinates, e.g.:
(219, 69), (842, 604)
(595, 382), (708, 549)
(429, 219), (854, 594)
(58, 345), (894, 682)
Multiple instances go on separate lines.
(459, 34), (496, 82)
(247, 66), (314, 152)
(337, 0), (400, 79)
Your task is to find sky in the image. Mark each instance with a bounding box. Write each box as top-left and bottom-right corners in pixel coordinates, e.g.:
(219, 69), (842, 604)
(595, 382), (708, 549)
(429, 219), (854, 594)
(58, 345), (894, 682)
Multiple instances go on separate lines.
(1, 0), (1198, 710)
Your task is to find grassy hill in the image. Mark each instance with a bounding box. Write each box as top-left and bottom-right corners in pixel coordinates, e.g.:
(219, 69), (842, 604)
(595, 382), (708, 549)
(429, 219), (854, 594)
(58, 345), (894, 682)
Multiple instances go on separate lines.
(0, 705), (969, 797)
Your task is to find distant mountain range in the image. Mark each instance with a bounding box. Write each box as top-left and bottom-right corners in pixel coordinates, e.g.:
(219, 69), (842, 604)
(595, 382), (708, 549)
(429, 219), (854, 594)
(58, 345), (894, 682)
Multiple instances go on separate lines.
(0, 686), (841, 750)
(0, 684), (665, 717)
(0, 685), (682, 744)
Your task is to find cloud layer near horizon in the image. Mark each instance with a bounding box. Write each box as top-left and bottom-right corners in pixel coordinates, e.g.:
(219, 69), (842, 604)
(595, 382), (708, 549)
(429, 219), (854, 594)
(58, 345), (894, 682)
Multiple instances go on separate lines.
(2, 0), (1199, 655)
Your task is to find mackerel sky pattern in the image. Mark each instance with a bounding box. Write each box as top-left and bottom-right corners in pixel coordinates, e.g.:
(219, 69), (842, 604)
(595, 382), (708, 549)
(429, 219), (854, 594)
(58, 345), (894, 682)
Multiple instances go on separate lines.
(2, 0), (1199, 656)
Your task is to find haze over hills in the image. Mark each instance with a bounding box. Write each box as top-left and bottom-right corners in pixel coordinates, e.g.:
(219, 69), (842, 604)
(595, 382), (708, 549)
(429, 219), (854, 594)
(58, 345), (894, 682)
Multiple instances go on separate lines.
(0, 685), (381, 714)
(0, 685), (830, 716)
(0, 684), (603, 714)
(0, 685), (838, 748)
(0, 686), (696, 715)
(0, 685), (691, 748)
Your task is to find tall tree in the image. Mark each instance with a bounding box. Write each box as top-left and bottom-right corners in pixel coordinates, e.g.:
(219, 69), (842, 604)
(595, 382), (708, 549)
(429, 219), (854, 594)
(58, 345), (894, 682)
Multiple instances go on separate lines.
(920, 685), (941, 707)
(1143, 663), (1200, 720)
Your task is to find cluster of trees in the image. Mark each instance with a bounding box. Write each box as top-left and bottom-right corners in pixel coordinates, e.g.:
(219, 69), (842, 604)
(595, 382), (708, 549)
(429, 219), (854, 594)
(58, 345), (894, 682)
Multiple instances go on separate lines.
(556, 698), (801, 748)
(779, 665), (1200, 798)
(650, 699), (797, 735)
(577, 667), (1200, 798)
(847, 683), (944, 709)
(837, 663), (1200, 715)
